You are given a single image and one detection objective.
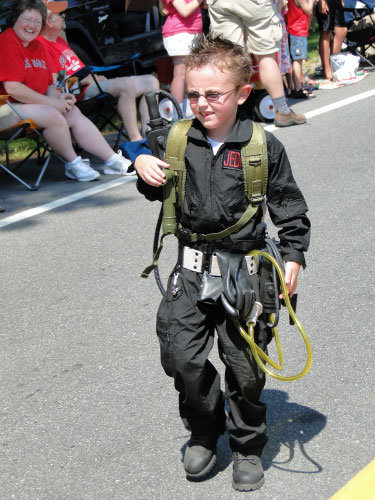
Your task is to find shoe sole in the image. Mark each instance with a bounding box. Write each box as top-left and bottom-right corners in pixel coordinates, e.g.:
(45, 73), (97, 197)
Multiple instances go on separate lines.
(65, 171), (100, 182)
(103, 167), (136, 176)
(232, 475), (265, 491)
(185, 454), (216, 480)
(274, 118), (306, 127)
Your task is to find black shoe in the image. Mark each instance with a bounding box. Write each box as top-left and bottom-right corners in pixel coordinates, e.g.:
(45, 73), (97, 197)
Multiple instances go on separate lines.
(184, 440), (216, 479)
(232, 452), (265, 491)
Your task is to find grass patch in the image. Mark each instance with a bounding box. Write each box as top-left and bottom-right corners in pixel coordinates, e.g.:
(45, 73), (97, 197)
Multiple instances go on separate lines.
(0, 137), (38, 162)
(305, 20), (321, 74)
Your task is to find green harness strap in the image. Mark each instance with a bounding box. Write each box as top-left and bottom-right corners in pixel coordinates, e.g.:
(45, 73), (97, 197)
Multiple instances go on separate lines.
(140, 119), (191, 278)
(141, 120), (268, 278)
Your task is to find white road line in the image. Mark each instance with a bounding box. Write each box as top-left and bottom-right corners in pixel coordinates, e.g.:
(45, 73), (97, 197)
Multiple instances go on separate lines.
(0, 176), (135, 228)
(265, 87), (375, 132)
(2, 87), (375, 229)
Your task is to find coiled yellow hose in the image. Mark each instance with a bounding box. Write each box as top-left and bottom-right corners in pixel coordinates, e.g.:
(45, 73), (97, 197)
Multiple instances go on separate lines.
(234, 250), (312, 381)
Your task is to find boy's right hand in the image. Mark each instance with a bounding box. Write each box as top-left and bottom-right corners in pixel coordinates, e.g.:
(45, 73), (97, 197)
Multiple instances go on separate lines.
(134, 154), (170, 187)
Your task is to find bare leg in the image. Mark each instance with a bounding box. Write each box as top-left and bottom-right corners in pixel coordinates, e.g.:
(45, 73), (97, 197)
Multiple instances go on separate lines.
(16, 104), (78, 162)
(292, 60), (303, 91)
(255, 53), (285, 99)
(286, 71), (294, 91)
(319, 30), (333, 79)
(108, 75), (159, 141)
(170, 56), (186, 104)
(64, 106), (114, 161)
(332, 26), (347, 54)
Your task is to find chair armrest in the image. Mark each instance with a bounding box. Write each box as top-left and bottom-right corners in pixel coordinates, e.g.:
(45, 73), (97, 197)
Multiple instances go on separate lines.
(0, 95), (10, 104)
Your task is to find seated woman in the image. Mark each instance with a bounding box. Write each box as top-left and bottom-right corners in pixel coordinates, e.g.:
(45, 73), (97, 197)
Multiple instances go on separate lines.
(0, 0), (134, 182)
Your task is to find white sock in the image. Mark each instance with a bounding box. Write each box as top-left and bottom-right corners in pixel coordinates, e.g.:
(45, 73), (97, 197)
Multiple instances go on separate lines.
(66, 156), (81, 166)
(105, 152), (118, 166)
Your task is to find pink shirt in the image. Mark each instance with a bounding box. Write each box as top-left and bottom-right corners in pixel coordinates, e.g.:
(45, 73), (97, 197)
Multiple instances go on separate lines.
(162, 0), (202, 37)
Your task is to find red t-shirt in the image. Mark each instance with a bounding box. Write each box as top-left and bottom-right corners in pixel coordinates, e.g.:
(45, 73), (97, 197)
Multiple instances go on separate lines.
(37, 35), (85, 76)
(0, 28), (53, 100)
(286, 0), (309, 37)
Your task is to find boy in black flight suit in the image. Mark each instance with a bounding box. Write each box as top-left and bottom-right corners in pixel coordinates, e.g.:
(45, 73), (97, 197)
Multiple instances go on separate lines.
(135, 35), (311, 492)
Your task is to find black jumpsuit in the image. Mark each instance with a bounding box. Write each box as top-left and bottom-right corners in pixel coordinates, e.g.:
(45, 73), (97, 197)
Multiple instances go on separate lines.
(137, 112), (311, 454)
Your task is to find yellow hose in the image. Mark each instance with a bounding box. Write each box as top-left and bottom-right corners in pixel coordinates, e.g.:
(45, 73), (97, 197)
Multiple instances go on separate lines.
(234, 250), (312, 381)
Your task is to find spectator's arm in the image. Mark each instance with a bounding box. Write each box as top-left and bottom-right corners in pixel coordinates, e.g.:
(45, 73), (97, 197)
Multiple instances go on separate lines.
(171, 0), (203, 18)
(3, 81), (74, 114)
(296, 0), (314, 16)
(3, 81), (54, 106)
(317, 0), (329, 14)
(276, 0), (288, 13)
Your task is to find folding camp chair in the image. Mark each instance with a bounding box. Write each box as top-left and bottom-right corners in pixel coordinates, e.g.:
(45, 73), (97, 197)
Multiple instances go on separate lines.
(63, 62), (139, 151)
(0, 96), (61, 190)
(344, 0), (375, 67)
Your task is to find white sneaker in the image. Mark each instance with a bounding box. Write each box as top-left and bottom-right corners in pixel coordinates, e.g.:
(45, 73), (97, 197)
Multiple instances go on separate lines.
(103, 151), (135, 176)
(65, 157), (100, 182)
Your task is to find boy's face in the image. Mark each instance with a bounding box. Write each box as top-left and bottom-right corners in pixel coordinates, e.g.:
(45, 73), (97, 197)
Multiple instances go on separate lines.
(185, 65), (251, 141)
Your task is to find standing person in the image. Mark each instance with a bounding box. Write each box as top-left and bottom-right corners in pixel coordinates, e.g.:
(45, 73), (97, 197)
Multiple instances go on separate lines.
(316, 0), (347, 80)
(206, 0), (307, 127)
(161, 0), (205, 118)
(277, 0), (292, 76)
(286, 0), (315, 98)
(38, 0), (160, 162)
(134, 35), (311, 492)
(0, 0), (134, 182)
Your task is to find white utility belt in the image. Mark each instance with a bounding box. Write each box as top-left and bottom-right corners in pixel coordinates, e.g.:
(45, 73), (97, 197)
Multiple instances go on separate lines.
(181, 246), (260, 277)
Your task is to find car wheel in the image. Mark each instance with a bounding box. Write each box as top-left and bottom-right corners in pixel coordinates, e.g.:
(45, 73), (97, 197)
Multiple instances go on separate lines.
(254, 90), (275, 123)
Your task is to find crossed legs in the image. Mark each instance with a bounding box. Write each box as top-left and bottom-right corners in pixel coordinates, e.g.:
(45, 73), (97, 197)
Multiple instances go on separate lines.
(107, 74), (160, 141)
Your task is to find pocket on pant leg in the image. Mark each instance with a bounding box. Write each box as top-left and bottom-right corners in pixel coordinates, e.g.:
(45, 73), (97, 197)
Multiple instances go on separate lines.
(156, 317), (176, 377)
(271, 15), (282, 44)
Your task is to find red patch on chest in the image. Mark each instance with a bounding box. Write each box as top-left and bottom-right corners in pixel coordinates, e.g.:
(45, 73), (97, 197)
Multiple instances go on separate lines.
(223, 150), (241, 169)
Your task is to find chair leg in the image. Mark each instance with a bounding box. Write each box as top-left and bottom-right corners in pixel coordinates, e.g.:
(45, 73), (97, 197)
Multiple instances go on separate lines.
(350, 46), (375, 67)
(0, 162), (38, 190)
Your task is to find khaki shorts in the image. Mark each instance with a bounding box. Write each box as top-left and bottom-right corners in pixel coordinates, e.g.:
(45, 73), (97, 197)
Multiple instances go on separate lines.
(207, 0), (282, 55)
(0, 102), (24, 130)
(82, 79), (111, 100)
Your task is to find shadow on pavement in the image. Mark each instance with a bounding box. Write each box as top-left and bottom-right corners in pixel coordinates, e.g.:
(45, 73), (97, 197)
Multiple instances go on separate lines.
(178, 388), (326, 481)
(262, 389), (327, 474)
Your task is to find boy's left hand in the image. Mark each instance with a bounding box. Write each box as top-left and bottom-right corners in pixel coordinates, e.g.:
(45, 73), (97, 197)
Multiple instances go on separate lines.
(280, 261), (301, 298)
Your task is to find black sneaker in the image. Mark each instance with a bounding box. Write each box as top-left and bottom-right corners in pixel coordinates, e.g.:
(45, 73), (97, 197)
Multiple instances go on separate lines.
(184, 438), (216, 479)
(232, 452), (265, 491)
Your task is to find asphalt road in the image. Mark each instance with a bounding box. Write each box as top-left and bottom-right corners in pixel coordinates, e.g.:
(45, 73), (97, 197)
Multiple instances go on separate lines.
(1, 72), (374, 500)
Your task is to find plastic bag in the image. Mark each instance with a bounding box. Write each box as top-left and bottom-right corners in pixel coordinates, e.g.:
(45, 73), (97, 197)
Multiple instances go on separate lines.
(330, 52), (360, 81)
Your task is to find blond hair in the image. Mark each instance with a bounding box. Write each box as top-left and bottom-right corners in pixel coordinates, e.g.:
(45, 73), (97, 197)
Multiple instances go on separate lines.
(185, 34), (252, 86)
